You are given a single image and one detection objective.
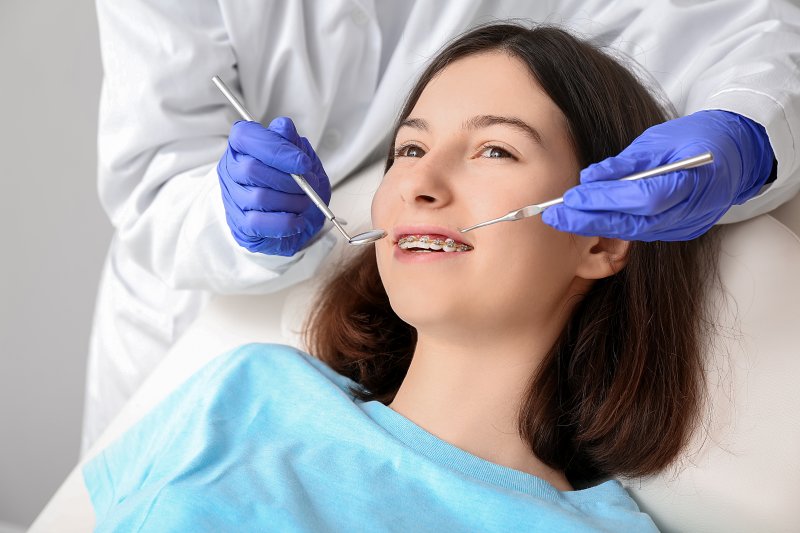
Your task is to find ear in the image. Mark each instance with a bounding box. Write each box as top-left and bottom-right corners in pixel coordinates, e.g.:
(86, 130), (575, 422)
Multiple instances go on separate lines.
(574, 236), (630, 280)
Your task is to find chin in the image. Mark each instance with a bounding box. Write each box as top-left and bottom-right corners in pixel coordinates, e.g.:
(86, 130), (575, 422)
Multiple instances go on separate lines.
(386, 292), (459, 329)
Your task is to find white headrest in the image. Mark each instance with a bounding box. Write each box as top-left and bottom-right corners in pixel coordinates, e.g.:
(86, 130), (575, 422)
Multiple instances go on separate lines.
(624, 212), (800, 532)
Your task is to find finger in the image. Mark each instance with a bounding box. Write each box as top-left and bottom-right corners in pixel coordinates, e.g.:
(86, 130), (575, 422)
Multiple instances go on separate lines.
(297, 137), (332, 203)
(301, 203), (326, 233)
(267, 116), (304, 147)
(236, 210), (308, 239)
(297, 136), (318, 171)
(223, 179), (313, 215)
(225, 150), (320, 193)
(542, 203), (663, 240)
(665, 209), (725, 241)
(562, 171), (697, 215)
(579, 151), (657, 184)
(228, 121), (312, 175)
(543, 200), (724, 241)
(224, 213), (304, 256)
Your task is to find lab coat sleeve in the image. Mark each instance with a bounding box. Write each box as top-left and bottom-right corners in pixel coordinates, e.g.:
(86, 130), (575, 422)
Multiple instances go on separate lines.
(550, 0), (800, 224)
(578, 0), (800, 224)
(677, 0), (800, 224)
(94, 0), (335, 294)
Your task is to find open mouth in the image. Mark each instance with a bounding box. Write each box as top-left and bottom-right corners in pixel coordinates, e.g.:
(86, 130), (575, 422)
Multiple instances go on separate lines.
(396, 234), (473, 253)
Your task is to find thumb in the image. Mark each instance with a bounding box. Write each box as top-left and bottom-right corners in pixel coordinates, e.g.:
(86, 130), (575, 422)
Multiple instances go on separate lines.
(267, 116), (303, 147)
(580, 151), (655, 184)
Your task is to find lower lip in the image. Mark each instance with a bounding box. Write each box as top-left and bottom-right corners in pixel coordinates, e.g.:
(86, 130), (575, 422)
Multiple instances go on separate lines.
(393, 245), (473, 263)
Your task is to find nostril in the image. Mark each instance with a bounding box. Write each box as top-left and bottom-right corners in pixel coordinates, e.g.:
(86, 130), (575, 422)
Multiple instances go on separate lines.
(416, 195), (436, 203)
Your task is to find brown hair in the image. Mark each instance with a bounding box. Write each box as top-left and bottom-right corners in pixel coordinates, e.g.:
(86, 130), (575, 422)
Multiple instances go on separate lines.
(304, 23), (720, 484)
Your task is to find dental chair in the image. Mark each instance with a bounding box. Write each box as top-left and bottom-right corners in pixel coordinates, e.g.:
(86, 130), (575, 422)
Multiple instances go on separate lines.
(30, 160), (800, 532)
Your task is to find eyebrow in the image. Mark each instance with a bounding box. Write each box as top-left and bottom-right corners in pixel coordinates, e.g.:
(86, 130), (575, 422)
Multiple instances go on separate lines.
(398, 114), (543, 145)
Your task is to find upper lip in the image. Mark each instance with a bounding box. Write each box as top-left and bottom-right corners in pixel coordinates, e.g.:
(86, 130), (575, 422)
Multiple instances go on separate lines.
(392, 224), (473, 246)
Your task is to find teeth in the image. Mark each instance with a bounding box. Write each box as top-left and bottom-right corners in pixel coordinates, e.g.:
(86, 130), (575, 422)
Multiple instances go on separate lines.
(397, 234), (473, 252)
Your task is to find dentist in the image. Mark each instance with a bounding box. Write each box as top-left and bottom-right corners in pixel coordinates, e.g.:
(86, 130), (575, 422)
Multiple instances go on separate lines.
(84, 0), (800, 453)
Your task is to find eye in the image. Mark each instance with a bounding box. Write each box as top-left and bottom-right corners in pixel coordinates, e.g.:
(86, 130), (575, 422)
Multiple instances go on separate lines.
(479, 145), (516, 160)
(394, 144), (426, 158)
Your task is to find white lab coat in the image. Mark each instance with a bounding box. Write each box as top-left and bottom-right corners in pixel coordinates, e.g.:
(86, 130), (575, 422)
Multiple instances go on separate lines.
(84, 0), (800, 452)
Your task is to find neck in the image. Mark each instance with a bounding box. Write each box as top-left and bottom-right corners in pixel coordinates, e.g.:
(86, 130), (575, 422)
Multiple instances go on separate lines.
(387, 330), (573, 491)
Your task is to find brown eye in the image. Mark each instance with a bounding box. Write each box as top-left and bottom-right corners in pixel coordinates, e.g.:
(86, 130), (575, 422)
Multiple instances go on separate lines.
(480, 146), (513, 159)
(395, 144), (426, 158)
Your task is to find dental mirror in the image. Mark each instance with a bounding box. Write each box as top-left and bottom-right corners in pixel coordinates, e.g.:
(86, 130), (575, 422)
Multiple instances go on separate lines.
(212, 75), (387, 246)
(459, 152), (714, 233)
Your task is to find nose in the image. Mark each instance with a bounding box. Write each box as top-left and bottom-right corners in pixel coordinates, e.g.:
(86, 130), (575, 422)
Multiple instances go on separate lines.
(397, 152), (455, 208)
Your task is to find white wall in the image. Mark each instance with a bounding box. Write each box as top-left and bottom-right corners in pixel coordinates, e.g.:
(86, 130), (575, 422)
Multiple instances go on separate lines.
(0, 1), (108, 529)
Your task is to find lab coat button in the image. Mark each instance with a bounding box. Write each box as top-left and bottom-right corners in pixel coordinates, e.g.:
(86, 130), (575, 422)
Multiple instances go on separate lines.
(350, 7), (369, 27)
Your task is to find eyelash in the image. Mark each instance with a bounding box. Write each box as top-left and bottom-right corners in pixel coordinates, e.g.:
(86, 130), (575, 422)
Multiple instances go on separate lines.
(393, 143), (425, 158)
(393, 143), (518, 161)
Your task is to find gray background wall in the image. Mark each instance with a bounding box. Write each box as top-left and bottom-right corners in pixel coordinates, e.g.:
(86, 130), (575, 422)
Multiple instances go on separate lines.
(2, 1), (800, 531)
(0, 2), (108, 530)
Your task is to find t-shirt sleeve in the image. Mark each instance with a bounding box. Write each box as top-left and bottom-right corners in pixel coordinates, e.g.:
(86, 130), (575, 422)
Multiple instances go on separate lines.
(81, 343), (280, 523)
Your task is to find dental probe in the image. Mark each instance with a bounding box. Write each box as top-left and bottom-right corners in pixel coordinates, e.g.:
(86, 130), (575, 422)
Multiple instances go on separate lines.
(212, 75), (387, 246)
(458, 152), (714, 233)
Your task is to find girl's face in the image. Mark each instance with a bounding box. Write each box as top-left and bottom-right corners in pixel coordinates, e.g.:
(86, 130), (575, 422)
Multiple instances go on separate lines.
(372, 51), (625, 339)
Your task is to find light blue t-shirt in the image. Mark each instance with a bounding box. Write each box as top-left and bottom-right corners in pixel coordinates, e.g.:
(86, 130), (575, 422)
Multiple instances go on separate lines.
(83, 343), (658, 532)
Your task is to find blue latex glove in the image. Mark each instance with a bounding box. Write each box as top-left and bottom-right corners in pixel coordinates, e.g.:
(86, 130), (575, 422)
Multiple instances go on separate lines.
(541, 110), (775, 241)
(217, 117), (331, 256)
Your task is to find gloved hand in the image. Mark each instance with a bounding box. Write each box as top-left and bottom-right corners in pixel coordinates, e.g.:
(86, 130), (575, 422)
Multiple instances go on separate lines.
(541, 110), (775, 241)
(217, 117), (331, 256)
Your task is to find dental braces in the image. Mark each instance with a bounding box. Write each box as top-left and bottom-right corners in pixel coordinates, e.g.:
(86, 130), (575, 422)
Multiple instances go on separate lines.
(397, 235), (473, 252)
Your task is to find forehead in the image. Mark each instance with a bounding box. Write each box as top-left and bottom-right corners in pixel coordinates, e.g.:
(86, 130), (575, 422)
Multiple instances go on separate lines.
(407, 51), (568, 141)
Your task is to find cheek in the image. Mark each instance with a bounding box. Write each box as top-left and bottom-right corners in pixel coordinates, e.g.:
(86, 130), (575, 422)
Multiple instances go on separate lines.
(515, 222), (578, 278)
(467, 166), (577, 232)
(372, 182), (397, 295)
(371, 179), (393, 227)
(479, 221), (580, 319)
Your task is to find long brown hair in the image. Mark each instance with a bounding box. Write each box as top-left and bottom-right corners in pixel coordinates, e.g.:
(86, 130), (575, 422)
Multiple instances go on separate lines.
(304, 23), (721, 484)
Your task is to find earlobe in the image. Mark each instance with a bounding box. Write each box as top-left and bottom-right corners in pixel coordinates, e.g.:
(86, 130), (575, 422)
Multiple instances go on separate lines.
(576, 237), (631, 279)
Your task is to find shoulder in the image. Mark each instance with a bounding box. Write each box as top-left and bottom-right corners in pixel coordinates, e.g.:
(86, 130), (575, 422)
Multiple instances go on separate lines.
(562, 479), (658, 530)
(210, 343), (360, 397)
